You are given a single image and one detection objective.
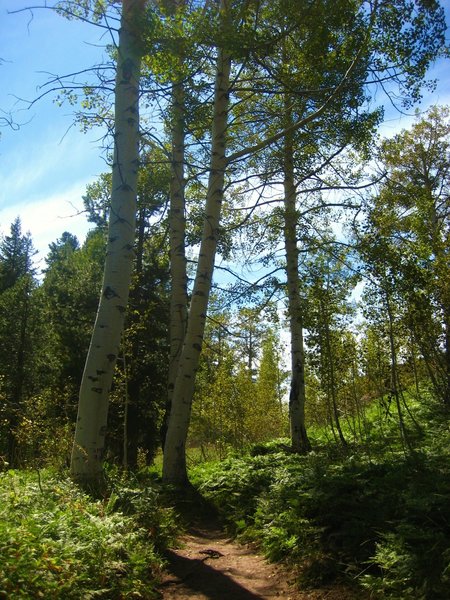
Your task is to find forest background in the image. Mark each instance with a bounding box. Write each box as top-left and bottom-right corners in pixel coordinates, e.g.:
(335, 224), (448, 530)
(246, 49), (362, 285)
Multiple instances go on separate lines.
(0, 1), (450, 598)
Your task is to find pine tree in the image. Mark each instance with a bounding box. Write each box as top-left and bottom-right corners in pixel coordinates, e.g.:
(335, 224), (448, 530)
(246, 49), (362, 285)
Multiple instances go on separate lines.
(0, 218), (37, 466)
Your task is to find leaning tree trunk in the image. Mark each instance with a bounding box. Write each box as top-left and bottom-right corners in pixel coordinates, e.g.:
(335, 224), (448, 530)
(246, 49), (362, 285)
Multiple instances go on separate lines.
(162, 40), (231, 486)
(283, 106), (311, 454)
(70, 0), (145, 488)
(167, 53), (187, 409)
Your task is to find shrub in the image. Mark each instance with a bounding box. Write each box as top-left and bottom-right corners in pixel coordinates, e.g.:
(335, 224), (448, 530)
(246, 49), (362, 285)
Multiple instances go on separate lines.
(0, 469), (177, 599)
(192, 433), (450, 598)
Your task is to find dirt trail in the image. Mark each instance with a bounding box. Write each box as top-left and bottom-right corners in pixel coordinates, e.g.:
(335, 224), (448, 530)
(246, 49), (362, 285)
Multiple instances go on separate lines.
(158, 524), (362, 600)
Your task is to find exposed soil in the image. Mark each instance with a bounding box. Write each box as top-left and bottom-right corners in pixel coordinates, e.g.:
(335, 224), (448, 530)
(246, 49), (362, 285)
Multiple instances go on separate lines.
(158, 521), (365, 600)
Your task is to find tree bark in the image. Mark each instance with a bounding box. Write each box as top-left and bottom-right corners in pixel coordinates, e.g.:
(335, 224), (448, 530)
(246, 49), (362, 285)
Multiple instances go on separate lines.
(161, 0), (188, 449)
(124, 206), (146, 469)
(162, 37), (231, 486)
(283, 108), (311, 454)
(70, 0), (145, 487)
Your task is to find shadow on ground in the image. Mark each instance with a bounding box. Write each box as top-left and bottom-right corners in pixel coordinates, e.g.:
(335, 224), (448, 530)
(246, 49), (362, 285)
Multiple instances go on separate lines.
(161, 550), (266, 600)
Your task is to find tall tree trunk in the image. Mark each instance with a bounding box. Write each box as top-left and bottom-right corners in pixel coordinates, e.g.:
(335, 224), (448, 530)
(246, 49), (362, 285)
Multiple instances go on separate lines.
(162, 39), (231, 486)
(161, 0), (188, 449)
(167, 74), (187, 400)
(283, 107), (311, 454)
(124, 207), (146, 470)
(70, 0), (144, 487)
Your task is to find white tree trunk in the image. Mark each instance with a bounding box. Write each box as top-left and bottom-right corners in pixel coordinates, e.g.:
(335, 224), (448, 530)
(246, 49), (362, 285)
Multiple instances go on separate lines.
(283, 113), (311, 454)
(165, 0), (188, 445)
(162, 40), (231, 486)
(70, 0), (144, 486)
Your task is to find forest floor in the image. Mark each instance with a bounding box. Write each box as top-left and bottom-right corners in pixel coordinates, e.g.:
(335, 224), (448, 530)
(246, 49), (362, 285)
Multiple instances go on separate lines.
(158, 517), (366, 600)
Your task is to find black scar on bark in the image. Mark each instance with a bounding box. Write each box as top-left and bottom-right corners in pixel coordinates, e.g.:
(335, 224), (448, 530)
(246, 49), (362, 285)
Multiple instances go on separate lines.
(107, 354), (116, 362)
(104, 286), (119, 299)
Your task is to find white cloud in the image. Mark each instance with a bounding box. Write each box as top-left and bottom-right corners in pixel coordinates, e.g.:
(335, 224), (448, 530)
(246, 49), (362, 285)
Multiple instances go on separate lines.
(0, 121), (106, 271)
(1, 123), (105, 199)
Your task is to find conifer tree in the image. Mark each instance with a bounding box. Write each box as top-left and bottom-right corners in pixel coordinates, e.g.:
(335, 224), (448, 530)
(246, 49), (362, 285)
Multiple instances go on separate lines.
(0, 218), (36, 466)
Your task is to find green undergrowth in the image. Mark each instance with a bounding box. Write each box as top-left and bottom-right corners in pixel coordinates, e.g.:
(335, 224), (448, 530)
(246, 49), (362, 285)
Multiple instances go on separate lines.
(191, 399), (450, 599)
(0, 468), (178, 599)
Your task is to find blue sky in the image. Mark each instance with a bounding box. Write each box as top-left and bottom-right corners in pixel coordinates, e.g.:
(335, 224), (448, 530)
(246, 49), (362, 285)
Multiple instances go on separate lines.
(0, 0), (113, 270)
(0, 0), (449, 272)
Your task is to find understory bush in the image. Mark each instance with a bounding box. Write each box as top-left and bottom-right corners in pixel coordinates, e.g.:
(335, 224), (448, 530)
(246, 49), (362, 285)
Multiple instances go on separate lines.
(193, 419), (450, 599)
(0, 469), (177, 599)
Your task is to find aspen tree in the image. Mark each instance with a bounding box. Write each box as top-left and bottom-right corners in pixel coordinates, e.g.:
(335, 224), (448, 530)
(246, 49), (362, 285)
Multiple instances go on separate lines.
(162, 0), (231, 486)
(161, 0), (189, 448)
(162, 0), (445, 483)
(71, 0), (146, 487)
(283, 106), (311, 453)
